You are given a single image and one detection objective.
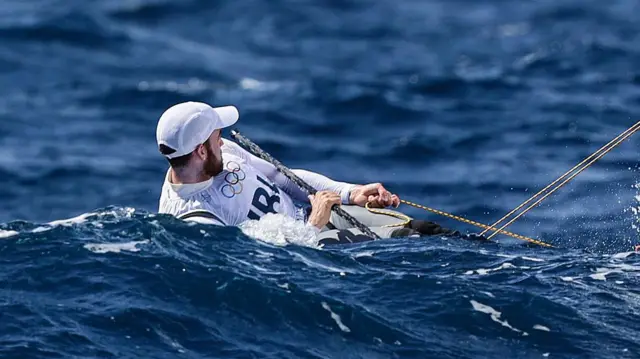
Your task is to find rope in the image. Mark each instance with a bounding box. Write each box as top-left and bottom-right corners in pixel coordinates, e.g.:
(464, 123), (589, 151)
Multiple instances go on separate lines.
(484, 121), (640, 240)
(364, 199), (552, 247)
(364, 202), (411, 227)
(398, 199), (553, 247)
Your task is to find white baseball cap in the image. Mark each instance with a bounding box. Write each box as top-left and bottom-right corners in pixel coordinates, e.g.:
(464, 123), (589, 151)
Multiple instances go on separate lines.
(156, 101), (239, 159)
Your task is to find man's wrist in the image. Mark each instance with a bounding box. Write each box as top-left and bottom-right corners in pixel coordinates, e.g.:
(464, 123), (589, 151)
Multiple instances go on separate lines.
(306, 219), (324, 231)
(344, 184), (361, 205)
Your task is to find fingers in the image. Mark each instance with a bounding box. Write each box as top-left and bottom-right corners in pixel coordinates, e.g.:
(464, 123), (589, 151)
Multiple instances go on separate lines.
(376, 183), (391, 203)
(316, 191), (341, 205)
(371, 182), (396, 206)
(307, 191), (340, 229)
(391, 194), (400, 208)
(365, 196), (386, 208)
(359, 183), (382, 197)
(325, 183), (400, 208)
(380, 196), (393, 207)
(364, 193), (400, 208)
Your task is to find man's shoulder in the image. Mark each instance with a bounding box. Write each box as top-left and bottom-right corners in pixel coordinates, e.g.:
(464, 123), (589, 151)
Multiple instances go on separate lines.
(221, 138), (250, 159)
(221, 137), (239, 149)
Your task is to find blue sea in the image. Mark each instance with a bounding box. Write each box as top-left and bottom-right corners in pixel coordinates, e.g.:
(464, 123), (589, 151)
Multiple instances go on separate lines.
(2, 0), (640, 358)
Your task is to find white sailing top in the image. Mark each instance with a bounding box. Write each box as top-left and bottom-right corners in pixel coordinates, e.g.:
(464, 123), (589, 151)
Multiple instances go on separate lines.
(158, 139), (356, 226)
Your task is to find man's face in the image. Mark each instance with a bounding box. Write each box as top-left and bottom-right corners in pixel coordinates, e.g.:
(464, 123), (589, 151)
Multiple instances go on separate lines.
(202, 129), (224, 176)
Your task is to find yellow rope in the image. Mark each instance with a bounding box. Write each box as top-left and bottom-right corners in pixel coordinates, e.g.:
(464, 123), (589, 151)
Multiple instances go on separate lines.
(400, 200), (553, 247)
(364, 200), (553, 247)
(364, 202), (411, 227)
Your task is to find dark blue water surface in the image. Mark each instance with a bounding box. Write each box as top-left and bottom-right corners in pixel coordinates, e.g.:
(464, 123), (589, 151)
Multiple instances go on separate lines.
(2, 0), (640, 358)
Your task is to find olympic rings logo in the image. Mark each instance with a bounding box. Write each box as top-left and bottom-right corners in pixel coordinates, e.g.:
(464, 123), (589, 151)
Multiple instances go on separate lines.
(226, 161), (242, 172)
(222, 181), (243, 198)
(221, 161), (246, 198)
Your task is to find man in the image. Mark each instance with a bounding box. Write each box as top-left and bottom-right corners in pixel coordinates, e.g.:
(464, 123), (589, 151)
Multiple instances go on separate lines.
(156, 101), (456, 243)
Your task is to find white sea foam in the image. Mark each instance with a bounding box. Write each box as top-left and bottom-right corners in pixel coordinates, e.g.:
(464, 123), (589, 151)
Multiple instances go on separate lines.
(47, 212), (96, 227)
(277, 283), (290, 290)
(322, 302), (351, 333)
(480, 291), (495, 298)
(354, 251), (374, 258)
(238, 213), (320, 248)
(290, 251), (353, 274)
(470, 300), (525, 335)
(533, 324), (551, 332)
(466, 262), (516, 276)
(612, 251), (634, 260)
(589, 267), (626, 281)
(610, 263), (640, 272)
(0, 230), (18, 239)
(84, 240), (149, 254)
(28, 211), (98, 235)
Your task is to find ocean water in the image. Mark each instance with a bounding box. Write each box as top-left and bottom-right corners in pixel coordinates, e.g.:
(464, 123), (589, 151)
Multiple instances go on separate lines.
(1, 0), (640, 358)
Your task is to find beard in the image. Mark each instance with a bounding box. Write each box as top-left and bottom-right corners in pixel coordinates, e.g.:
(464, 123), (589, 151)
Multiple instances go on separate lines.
(203, 145), (223, 177)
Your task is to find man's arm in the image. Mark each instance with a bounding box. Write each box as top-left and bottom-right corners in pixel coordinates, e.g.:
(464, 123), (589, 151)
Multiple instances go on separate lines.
(221, 139), (356, 203)
(290, 169), (356, 203)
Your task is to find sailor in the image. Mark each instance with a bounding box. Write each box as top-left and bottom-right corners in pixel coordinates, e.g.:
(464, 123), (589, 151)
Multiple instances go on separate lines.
(155, 101), (457, 244)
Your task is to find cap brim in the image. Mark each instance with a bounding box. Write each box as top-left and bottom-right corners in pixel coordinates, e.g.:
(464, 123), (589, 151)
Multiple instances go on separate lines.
(213, 106), (239, 128)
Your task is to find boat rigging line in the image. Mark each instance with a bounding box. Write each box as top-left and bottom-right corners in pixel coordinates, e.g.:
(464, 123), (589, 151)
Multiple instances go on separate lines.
(482, 120), (640, 240)
(364, 120), (640, 247)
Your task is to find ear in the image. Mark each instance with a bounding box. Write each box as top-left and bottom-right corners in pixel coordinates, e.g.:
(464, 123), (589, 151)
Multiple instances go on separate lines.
(195, 144), (207, 160)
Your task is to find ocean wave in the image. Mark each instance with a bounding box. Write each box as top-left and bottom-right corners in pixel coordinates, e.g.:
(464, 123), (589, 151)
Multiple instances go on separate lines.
(1, 207), (639, 358)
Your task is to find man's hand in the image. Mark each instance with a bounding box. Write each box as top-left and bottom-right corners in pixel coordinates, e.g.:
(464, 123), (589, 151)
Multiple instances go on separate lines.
(307, 191), (342, 229)
(349, 183), (400, 208)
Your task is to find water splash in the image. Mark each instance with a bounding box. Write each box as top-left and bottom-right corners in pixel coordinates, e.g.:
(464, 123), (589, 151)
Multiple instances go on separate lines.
(238, 213), (321, 248)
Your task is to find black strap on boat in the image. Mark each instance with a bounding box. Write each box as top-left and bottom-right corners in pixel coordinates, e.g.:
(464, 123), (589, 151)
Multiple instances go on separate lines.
(231, 129), (381, 240)
(178, 210), (225, 225)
